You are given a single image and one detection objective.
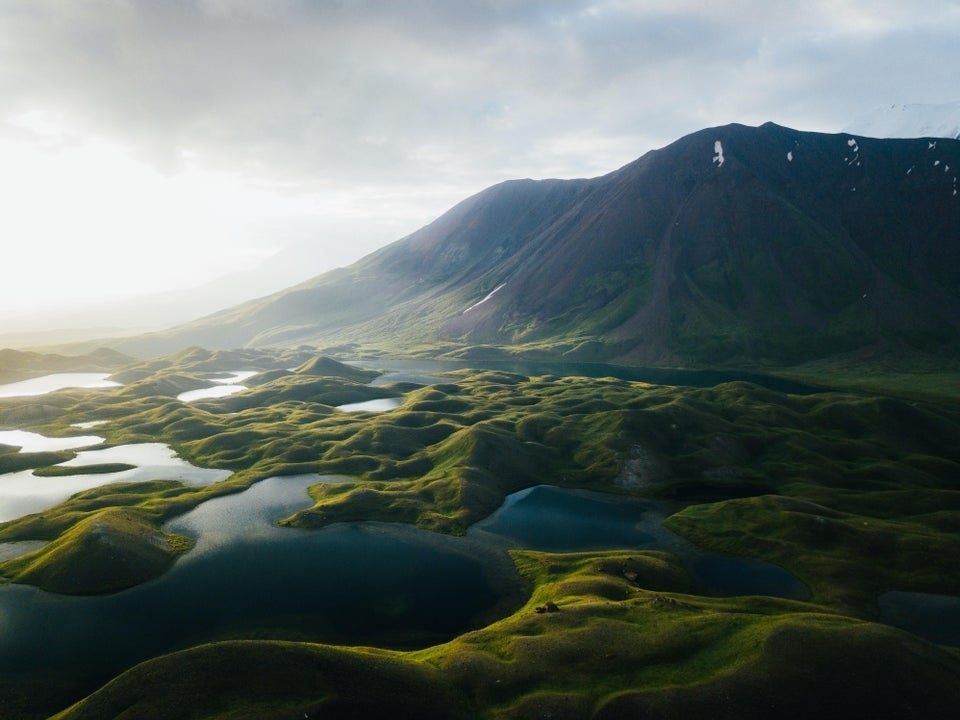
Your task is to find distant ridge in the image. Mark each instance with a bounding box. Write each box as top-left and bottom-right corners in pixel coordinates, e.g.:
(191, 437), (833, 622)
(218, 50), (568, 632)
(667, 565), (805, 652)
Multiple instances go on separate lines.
(845, 102), (960, 141)
(111, 122), (960, 368)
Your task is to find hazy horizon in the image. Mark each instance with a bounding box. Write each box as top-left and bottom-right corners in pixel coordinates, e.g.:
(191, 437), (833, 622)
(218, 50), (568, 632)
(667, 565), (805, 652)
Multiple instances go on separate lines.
(2, 1), (959, 338)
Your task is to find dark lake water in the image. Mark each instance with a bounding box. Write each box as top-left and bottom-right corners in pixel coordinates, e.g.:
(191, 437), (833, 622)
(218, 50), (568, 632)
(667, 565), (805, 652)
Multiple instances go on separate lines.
(878, 591), (960, 647)
(0, 475), (510, 687)
(470, 484), (808, 599)
(350, 359), (824, 394)
(0, 479), (808, 704)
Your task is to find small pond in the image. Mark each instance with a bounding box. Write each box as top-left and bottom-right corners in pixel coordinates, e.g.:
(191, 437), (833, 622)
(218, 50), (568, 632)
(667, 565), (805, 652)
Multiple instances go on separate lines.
(336, 397), (403, 412)
(0, 474), (513, 695)
(0, 373), (121, 398)
(470, 485), (808, 599)
(878, 591), (960, 647)
(0, 539), (46, 561)
(0, 441), (232, 523)
(0, 478), (814, 714)
(177, 370), (260, 403)
(72, 420), (108, 429)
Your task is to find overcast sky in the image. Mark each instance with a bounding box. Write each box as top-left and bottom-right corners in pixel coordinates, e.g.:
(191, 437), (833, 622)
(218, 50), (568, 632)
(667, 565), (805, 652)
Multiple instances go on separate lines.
(2, 0), (959, 333)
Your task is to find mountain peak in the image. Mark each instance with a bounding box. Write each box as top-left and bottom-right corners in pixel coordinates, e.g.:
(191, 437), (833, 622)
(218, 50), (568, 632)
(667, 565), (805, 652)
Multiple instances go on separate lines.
(113, 123), (960, 368)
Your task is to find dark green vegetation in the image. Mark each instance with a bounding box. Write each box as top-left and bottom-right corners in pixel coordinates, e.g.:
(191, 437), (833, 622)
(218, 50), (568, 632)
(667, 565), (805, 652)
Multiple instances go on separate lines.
(51, 551), (960, 720)
(1, 503), (193, 594)
(0, 346), (958, 718)
(110, 124), (960, 372)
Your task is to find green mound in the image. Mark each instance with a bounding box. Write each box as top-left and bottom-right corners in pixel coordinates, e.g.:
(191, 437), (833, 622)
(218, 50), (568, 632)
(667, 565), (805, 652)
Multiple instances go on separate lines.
(33, 463), (137, 477)
(0, 507), (191, 594)
(51, 641), (467, 720)
(665, 493), (960, 612)
(293, 355), (380, 382)
(0, 449), (73, 473)
(49, 549), (960, 719)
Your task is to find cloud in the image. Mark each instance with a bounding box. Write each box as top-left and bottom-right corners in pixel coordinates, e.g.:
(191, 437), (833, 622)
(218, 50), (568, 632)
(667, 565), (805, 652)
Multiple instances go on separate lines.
(4, 0), (959, 189)
(1, 1), (959, 330)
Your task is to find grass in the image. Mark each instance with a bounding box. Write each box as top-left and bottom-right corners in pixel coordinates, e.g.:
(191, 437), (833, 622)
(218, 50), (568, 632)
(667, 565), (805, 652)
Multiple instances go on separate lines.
(779, 368), (960, 402)
(33, 463), (137, 476)
(50, 641), (468, 720)
(48, 549), (960, 720)
(0, 449), (74, 473)
(3, 351), (959, 611)
(665, 494), (960, 613)
(1, 347), (959, 717)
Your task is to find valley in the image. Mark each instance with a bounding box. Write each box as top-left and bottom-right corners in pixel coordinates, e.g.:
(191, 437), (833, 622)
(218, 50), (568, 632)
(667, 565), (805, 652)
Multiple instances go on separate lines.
(1, 347), (958, 718)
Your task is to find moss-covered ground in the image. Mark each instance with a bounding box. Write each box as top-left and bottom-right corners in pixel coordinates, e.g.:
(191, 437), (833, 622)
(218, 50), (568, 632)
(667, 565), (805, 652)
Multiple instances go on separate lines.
(50, 550), (960, 720)
(0, 346), (958, 717)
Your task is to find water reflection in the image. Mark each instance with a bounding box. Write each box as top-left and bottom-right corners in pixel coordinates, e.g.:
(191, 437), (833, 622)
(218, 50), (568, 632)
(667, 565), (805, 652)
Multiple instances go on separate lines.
(0, 442), (231, 523)
(177, 371), (259, 403)
(72, 420), (108, 429)
(0, 476), (816, 717)
(0, 373), (121, 398)
(0, 429), (103, 453)
(177, 385), (247, 402)
(347, 359), (825, 394)
(336, 398), (403, 412)
(0, 474), (510, 696)
(57, 443), (232, 485)
(471, 485), (808, 599)
(0, 539), (46, 561)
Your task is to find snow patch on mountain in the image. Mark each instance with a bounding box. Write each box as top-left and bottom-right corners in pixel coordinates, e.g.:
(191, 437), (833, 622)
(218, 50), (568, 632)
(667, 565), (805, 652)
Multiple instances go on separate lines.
(462, 283), (506, 314)
(712, 140), (725, 166)
(844, 102), (960, 140)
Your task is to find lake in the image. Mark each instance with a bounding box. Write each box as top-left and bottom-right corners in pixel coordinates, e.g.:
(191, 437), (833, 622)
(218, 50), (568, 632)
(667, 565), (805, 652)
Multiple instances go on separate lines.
(0, 373), (121, 398)
(177, 370), (260, 403)
(879, 591), (960, 647)
(0, 474), (515, 702)
(350, 359), (825, 394)
(471, 484), (808, 599)
(0, 440), (232, 523)
(336, 397), (404, 412)
(0, 477), (809, 713)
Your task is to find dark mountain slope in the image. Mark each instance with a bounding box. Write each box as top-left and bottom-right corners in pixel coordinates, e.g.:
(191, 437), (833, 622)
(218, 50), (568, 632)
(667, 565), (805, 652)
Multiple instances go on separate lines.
(119, 123), (960, 366)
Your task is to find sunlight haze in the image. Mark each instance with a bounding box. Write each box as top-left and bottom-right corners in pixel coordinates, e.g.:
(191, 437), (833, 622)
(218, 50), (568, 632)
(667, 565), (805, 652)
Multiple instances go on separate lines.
(2, 0), (958, 336)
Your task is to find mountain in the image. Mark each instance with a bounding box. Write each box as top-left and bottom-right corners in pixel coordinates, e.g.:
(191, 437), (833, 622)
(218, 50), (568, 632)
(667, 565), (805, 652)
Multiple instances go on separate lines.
(845, 101), (960, 141)
(113, 122), (960, 367)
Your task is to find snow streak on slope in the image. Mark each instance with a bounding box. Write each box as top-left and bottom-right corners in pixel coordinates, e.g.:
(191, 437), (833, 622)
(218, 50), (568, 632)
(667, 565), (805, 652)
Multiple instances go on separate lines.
(463, 283), (506, 314)
(845, 102), (960, 140)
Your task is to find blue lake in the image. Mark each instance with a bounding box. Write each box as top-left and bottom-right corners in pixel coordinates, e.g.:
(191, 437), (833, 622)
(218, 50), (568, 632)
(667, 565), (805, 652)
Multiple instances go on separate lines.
(0, 441), (231, 523)
(879, 591), (960, 647)
(471, 485), (808, 599)
(0, 478), (808, 705)
(0, 475), (514, 691)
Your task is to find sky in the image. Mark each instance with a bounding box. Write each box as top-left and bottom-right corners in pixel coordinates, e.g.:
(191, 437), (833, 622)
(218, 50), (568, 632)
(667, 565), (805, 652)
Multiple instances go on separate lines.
(1, 0), (959, 335)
